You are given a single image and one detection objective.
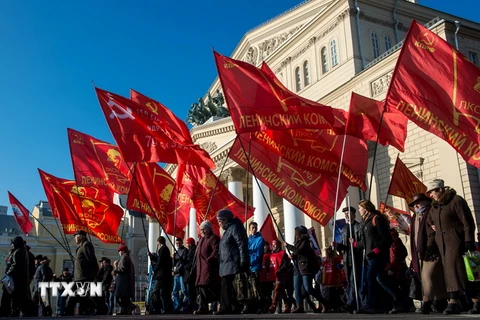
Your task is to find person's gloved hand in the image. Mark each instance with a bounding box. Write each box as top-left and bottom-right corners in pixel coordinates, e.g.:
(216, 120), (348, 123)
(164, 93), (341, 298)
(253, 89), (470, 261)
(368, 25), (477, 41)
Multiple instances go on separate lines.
(367, 248), (381, 259)
(465, 241), (477, 252)
(424, 246), (439, 261)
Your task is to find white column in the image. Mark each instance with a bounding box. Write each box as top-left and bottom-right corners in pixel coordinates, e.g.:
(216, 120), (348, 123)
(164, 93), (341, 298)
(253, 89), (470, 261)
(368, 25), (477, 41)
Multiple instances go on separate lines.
(283, 200), (305, 244)
(189, 208), (198, 241)
(161, 229), (173, 254)
(223, 167), (246, 219)
(228, 180), (243, 201)
(147, 218), (160, 270)
(253, 178), (271, 229)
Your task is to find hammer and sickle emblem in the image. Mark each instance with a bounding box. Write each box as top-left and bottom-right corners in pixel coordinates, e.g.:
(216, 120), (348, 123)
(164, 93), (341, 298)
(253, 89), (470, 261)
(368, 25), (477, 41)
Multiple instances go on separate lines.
(421, 32), (435, 47)
(146, 102), (159, 115)
(107, 98), (135, 120)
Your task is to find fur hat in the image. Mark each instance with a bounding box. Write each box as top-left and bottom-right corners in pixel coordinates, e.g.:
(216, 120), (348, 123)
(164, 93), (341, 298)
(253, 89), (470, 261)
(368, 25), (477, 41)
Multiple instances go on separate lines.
(200, 220), (213, 231)
(426, 179), (445, 193)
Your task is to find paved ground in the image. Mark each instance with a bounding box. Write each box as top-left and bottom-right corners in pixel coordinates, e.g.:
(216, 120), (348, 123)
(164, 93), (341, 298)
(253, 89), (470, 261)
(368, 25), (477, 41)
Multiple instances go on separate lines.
(4, 313), (480, 319)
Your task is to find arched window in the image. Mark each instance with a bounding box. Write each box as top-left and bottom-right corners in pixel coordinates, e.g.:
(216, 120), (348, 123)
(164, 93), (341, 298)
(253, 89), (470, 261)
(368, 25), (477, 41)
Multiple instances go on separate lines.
(385, 35), (392, 51)
(330, 40), (338, 66)
(303, 61), (310, 86)
(295, 67), (301, 92)
(372, 32), (380, 58)
(321, 47), (329, 73)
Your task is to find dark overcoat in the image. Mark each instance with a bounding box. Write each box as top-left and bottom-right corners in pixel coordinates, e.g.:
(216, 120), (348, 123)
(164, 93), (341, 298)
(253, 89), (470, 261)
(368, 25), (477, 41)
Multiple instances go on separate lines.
(195, 233), (220, 287)
(114, 253), (135, 298)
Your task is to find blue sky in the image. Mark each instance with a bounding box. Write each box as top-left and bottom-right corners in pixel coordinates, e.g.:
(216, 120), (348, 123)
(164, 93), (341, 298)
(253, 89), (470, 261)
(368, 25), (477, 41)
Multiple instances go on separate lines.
(0, 0), (479, 213)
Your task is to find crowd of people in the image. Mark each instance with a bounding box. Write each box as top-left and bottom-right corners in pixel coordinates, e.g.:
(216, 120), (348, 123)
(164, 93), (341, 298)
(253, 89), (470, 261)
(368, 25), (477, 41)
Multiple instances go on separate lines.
(1, 178), (479, 316)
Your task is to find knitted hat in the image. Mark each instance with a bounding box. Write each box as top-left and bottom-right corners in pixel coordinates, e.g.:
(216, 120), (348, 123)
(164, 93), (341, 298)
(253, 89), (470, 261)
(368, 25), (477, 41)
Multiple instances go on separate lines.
(295, 225), (308, 234)
(200, 220), (213, 231)
(186, 237), (195, 245)
(118, 245), (128, 252)
(217, 209), (233, 220)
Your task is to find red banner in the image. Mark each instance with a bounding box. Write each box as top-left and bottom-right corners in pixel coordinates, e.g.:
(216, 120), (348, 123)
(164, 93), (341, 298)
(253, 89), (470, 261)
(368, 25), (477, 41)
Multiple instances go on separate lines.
(127, 163), (188, 238)
(230, 135), (349, 226)
(95, 87), (214, 168)
(252, 129), (368, 190)
(387, 156), (427, 204)
(214, 51), (346, 134)
(130, 89), (193, 145)
(181, 164), (255, 232)
(8, 192), (33, 235)
(68, 128), (131, 201)
(386, 20), (480, 167)
(39, 169), (123, 243)
(346, 92), (408, 152)
(259, 214), (277, 244)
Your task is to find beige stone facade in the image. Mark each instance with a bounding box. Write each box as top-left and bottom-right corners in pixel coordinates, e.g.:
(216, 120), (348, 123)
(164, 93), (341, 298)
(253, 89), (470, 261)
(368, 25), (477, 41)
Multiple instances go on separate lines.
(167, 0), (480, 246)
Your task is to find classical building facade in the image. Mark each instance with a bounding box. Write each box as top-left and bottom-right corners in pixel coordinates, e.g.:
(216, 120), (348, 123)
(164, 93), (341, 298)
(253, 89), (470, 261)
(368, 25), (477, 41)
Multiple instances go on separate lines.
(166, 0), (480, 248)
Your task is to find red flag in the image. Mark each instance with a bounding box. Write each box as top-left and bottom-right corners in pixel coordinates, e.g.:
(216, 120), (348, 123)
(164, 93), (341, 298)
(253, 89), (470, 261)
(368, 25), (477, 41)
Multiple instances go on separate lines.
(68, 128), (131, 200)
(252, 129), (368, 190)
(259, 214), (277, 244)
(387, 156), (427, 204)
(7, 192), (33, 235)
(379, 202), (412, 235)
(126, 163), (188, 238)
(181, 164), (255, 233)
(346, 92), (408, 152)
(214, 51), (346, 134)
(130, 89), (192, 145)
(95, 87), (215, 168)
(230, 135), (349, 226)
(386, 20), (480, 167)
(39, 169), (123, 243)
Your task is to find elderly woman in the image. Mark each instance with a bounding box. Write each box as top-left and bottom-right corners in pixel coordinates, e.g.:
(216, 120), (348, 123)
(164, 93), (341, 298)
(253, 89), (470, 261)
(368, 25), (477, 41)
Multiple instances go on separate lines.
(193, 220), (220, 315)
(425, 179), (477, 314)
(114, 245), (137, 315)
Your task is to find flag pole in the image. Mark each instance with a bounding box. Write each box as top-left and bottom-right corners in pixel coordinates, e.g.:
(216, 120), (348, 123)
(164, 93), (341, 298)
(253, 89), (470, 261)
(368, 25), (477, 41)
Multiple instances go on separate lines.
(30, 210), (76, 262)
(52, 214), (74, 260)
(347, 195), (360, 312)
(366, 107), (386, 200)
(244, 139), (253, 230)
(332, 134), (348, 241)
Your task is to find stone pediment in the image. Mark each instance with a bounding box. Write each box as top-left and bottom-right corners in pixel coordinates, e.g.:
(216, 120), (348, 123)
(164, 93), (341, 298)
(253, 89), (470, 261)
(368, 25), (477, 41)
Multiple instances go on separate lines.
(232, 0), (333, 66)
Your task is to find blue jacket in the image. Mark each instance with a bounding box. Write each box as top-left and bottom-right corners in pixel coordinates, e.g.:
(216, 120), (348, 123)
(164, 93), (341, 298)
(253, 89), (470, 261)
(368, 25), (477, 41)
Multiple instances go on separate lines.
(248, 232), (265, 272)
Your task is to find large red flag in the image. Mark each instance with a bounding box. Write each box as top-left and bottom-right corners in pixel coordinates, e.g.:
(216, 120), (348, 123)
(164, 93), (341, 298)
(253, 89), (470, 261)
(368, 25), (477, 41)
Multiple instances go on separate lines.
(387, 156), (427, 204)
(7, 192), (33, 235)
(95, 87), (215, 168)
(214, 51), (346, 134)
(259, 214), (277, 244)
(130, 90), (192, 145)
(386, 20), (480, 167)
(230, 135), (349, 226)
(252, 129), (368, 190)
(126, 163), (188, 238)
(39, 169), (123, 243)
(68, 128), (131, 200)
(181, 164), (255, 231)
(346, 92), (408, 152)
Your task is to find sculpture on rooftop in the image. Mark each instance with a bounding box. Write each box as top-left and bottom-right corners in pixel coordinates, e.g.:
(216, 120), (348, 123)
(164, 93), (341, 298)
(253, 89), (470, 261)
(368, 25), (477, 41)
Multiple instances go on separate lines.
(187, 89), (230, 126)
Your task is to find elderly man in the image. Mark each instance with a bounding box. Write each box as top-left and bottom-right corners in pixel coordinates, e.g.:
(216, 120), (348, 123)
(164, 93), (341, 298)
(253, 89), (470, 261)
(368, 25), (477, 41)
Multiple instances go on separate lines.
(98, 257), (113, 314)
(66, 230), (107, 315)
(333, 206), (364, 313)
(216, 209), (249, 315)
(425, 179), (477, 314)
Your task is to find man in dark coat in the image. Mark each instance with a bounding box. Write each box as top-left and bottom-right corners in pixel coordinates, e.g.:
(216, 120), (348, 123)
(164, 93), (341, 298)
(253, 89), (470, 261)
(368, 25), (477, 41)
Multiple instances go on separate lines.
(334, 206), (364, 313)
(172, 238), (189, 312)
(97, 257), (114, 314)
(150, 236), (173, 314)
(194, 220), (220, 315)
(114, 246), (137, 315)
(217, 209), (249, 315)
(5, 236), (35, 317)
(34, 256), (54, 316)
(54, 268), (73, 316)
(426, 179), (477, 314)
(66, 230), (107, 315)
(184, 237), (197, 312)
